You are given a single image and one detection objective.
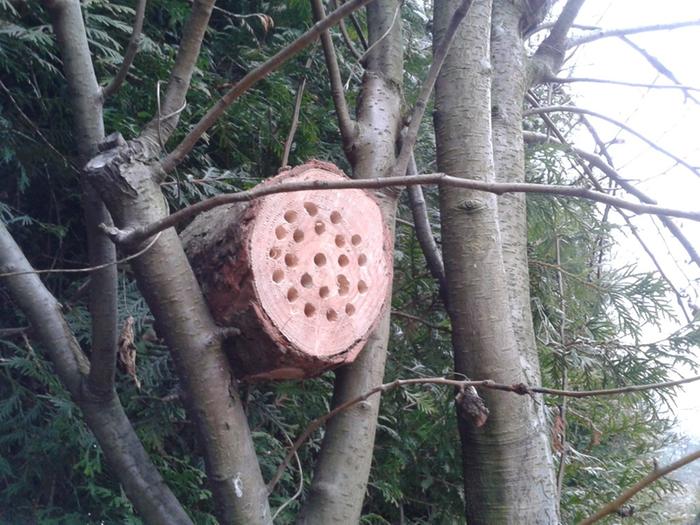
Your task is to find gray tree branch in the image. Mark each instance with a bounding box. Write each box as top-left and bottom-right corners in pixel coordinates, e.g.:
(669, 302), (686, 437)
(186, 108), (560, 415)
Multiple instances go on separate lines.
(567, 19), (700, 48)
(0, 222), (192, 524)
(102, 0), (147, 99)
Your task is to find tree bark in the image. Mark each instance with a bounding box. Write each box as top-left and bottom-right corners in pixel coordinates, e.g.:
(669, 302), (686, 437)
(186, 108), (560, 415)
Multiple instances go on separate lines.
(434, 0), (558, 522)
(87, 158), (272, 524)
(297, 1), (403, 522)
(0, 223), (193, 525)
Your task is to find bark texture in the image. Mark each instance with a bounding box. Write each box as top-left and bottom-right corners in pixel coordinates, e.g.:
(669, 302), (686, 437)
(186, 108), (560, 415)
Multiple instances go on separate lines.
(87, 158), (272, 525)
(297, 1), (403, 521)
(434, 0), (558, 522)
(0, 223), (193, 525)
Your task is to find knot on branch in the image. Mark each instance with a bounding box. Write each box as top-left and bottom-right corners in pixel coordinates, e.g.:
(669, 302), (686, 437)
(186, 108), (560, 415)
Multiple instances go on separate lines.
(511, 382), (531, 396)
(455, 387), (489, 428)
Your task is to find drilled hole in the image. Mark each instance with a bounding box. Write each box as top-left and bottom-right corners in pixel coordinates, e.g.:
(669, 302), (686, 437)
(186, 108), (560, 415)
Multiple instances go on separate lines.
(335, 234), (346, 248)
(304, 202), (318, 216)
(269, 247), (281, 259)
(314, 221), (326, 235)
(284, 253), (298, 267)
(304, 303), (316, 317)
(330, 211), (342, 224)
(319, 286), (330, 298)
(338, 254), (349, 267)
(326, 309), (338, 322)
(301, 273), (313, 288)
(345, 304), (356, 316)
(272, 269), (284, 283)
(293, 229), (305, 242)
(337, 274), (350, 296)
(358, 253), (367, 266)
(351, 234), (362, 246)
(358, 280), (368, 293)
(314, 253), (327, 266)
(275, 225), (287, 239)
(287, 287), (299, 302)
(284, 210), (298, 223)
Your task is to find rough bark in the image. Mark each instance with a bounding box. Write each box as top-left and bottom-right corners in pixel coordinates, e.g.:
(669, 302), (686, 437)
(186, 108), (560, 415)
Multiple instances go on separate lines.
(434, 0), (557, 522)
(86, 157), (272, 525)
(0, 223), (193, 525)
(297, 1), (403, 522)
(181, 162), (393, 381)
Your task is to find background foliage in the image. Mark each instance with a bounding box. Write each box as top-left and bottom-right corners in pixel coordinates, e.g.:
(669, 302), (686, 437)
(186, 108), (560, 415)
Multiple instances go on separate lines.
(0, 1), (697, 523)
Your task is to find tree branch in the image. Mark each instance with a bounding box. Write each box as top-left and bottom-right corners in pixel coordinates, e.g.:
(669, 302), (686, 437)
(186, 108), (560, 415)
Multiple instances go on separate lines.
(330, 0), (364, 60)
(531, 0), (586, 82)
(44, 0), (119, 398)
(524, 105), (700, 178)
(140, 0), (215, 152)
(0, 222), (192, 524)
(161, 0), (376, 172)
(310, 0), (356, 152)
(392, 0), (473, 179)
(406, 155), (447, 296)
(281, 56), (312, 167)
(523, 130), (700, 268)
(546, 76), (700, 93)
(567, 19), (700, 48)
(268, 373), (700, 494)
(106, 171), (700, 246)
(102, 0), (147, 99)
(578, 449), (700, 525)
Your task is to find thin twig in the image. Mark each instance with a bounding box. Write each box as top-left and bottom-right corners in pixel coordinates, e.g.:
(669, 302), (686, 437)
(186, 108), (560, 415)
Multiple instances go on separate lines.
(267, 374), (700, 494)
(391, 310), (450, 333)
(578, 449), (700, 525)
(567, 19), (700, 48)
(102, 0), (147, 99)
(162, 0), (376, 172)
(0, 230), (161, 278)
(547, 76), (700, 93)
(523, 130), (700, 268)
(108, 172), (700, 246)
(358, 0), (401, 64)
(524, 105), (700, 178)
(281, 56), (313, 167)
(269, 417), (304, 519)
(330, 0), (363, 60)
(0, 80), (80, 173)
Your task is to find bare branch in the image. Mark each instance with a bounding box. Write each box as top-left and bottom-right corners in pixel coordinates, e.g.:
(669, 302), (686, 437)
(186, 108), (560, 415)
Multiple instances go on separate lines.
(547, 76), (700, 93)
(524, 105), (700, 178)
(406, 154), (447, 295)
(268, 373), (700, 494)
(392, 0), (473, 179)
(531, 0), (586, 82)
(310, 0), (356, 151)
(107, 171), (700, 246)
(578, 449), (700, 525)
(102, 0), (147, 99)
(162, 0), (376, 172)
(329, 0), (364, 60)
(567, 19), (700, 48)
(391, 310), (450, 333)
(0, 222), (192, 524)
(281, 56), (312, 167)
(140, 0), (215, 150)
(523, 130), (700, 268)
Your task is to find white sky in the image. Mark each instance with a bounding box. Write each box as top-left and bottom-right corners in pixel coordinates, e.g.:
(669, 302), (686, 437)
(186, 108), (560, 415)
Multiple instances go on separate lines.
(562, 1), (700, 438)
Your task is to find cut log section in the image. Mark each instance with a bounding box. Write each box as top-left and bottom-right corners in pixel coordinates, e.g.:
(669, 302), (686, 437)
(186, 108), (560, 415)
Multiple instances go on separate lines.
(181, 160), (392, 381)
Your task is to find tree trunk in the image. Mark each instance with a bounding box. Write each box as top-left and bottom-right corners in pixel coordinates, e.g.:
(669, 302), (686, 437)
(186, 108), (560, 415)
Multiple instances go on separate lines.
(297, 1), (403, 521)
(434, 0), (558, 522)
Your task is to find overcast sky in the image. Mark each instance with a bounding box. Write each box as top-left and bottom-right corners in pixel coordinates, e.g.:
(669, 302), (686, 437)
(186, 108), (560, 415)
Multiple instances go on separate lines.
(559, 1), (700, 439)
